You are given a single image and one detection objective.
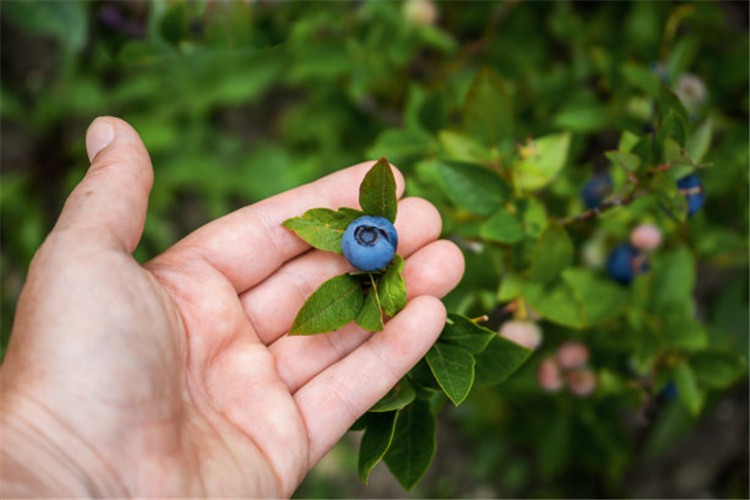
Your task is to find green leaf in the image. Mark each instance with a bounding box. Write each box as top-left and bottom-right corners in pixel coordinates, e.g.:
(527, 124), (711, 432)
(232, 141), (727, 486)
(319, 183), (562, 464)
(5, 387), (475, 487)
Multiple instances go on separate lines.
(290, 274), (365, 335)
(518, 197), (548, 238)
(384, 399), (437, 490)
(349, 411), (375, 432)
(426, 343), (476, 405)
(651, 173), (688, 222)
(512, 132), (572, 191)
(650, 247), (695, 312)
(673, 361), (704, 416)
(659, 109), (688, 148)
(159, 1), (189, 45)
(378, 255), (406, 317)
(3, 1), (88, 55)
(359, 157), (398, 223)
(480, 208), (524, 244)
(367, 128), (434, 167)
(630, 134), (654, 176)
(661, 315), (707, 351)
(370, 379), (417, 412)
(498, 272), (523, 301)
(408, 358), (442, 392)
(282, 207), (363, 254)
(620, 61), (661, 98)
(686, 117), (712, 164)
(356, 279), (384, 332)
(605, 150), (642, 173)
(663, 138), (701, 173)
(528, 221), (574, 284)
(554, 91), (607, 133)
(523, 279), (585, 329)
(658, 84), (690, 131)
(358, 411), (398, 484)
(417, 89), (448, 134)
(474, 335), (532, 386)
(619, 130), (641, 152)
(463, 66), (514, 147)
(440, 314), (495, 354)
(562, 268), (630, 325)
(436, 161), (509, 215)
(690, 349), (746, 389)
(438, 130), (494, 164)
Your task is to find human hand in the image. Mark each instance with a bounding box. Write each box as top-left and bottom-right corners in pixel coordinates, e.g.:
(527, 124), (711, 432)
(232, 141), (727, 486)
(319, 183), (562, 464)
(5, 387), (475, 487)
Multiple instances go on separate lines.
(0, 117), (464, 497)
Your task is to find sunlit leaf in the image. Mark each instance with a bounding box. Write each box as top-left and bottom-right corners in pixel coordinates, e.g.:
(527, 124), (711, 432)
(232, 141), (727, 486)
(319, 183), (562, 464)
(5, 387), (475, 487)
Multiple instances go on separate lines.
(426, 342), (476, 405)
(360, 157), (398, 223)
(290, 274), (364, 335)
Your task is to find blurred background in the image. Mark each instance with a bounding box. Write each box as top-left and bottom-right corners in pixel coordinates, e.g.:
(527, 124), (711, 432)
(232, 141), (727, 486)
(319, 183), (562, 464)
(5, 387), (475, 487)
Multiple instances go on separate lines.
(1, 1), (748, 498)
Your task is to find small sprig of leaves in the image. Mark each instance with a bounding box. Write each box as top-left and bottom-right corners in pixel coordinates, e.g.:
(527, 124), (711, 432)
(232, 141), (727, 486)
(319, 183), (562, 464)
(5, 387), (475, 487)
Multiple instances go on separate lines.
(352, 314), (532, 489)
(282, 157), (406, 335)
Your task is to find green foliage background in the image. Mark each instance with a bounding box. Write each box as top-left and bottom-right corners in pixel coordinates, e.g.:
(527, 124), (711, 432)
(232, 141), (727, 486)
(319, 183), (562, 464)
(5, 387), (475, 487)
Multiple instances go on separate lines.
(1, 1), (748, 498)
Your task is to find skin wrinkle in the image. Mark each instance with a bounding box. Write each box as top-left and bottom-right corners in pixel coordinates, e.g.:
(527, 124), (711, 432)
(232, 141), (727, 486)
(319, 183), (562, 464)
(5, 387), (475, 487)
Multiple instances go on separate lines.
(3, 416), (89, 495)
(6, 388), (129, 496)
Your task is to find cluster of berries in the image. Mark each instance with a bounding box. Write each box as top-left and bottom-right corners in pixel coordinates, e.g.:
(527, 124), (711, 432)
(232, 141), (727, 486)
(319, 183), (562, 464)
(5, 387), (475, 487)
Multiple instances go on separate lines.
(537, 341), (597, 397)
(581, 173), (705, 286)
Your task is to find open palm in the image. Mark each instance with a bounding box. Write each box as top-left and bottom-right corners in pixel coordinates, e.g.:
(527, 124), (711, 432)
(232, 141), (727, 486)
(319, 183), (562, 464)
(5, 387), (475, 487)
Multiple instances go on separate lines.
(1, 117), (464, 497)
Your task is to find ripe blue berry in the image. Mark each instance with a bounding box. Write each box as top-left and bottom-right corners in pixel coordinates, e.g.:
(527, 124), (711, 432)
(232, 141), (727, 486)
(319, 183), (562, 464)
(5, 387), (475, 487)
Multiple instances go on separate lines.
(606, 243), (650, 286)
(676, 174), (705, 217)
(341, 216), (398, 272)
(581, 172), (613, 209)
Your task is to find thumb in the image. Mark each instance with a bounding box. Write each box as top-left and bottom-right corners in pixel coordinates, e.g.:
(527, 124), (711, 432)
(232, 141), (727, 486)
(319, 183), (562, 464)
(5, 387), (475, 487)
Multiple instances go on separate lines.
(54, 117), (154, 253)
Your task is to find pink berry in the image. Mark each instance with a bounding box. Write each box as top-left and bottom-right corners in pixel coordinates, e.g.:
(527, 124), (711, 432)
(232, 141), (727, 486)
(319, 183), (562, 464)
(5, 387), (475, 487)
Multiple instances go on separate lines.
(567, 369), (597, 397)
(556, 341), (589, 369)
(538, 356), (564, 392)
(403, 0), (439, 26)
(498, 320), (543, 350)
(630, 223), (663, 251)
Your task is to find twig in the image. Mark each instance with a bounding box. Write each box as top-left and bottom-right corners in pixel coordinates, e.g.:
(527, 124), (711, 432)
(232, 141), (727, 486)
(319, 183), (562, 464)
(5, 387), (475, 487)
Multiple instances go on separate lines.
(557, 162), (673, 226)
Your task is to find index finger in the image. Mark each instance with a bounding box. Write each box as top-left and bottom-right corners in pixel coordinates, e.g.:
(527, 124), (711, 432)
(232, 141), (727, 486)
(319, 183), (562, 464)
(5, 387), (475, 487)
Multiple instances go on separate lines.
(150, 161), (405, 293)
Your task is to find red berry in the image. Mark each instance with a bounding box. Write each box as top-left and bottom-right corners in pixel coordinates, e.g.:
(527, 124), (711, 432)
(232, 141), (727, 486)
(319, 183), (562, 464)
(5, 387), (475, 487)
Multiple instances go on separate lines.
(567, 369), (597, 397)
(537, 356), (564, 392)
(556, 341), (590, 369)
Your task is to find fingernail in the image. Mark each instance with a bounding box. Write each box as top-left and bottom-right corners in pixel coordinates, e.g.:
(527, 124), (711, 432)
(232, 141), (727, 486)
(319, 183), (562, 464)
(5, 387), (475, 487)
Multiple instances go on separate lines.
(86, 117), (115, 162)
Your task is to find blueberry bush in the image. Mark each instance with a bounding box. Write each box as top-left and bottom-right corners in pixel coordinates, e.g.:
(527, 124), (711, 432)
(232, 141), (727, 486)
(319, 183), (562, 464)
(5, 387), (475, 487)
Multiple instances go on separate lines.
(1, 1), (748, 498)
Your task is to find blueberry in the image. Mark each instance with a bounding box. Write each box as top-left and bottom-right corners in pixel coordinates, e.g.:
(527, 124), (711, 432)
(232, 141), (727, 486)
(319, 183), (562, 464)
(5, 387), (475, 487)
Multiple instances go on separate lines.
(676, 174), (705, 217)
(661, 381), (678, 400)
(581, 172), (613, 209)
(341, 216), (398, 272)
(606, 243), (650, 286)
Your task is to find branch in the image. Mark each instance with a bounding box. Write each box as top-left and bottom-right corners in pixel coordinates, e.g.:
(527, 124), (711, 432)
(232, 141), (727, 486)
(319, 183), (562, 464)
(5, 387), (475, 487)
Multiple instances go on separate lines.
(557, 163), (673, 226)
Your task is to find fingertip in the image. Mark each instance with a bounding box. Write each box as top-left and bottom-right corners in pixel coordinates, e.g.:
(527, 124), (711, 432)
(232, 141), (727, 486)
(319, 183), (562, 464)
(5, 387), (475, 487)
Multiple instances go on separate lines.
(403, 239), (466, 300)
(410, 295), (448, 327)
(394, 197), (443, 251)
(85, 116), (116, 162)
(437, 239), (466, 286)
(396, 295), (447, 345)
(56, 116), (154, 252)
